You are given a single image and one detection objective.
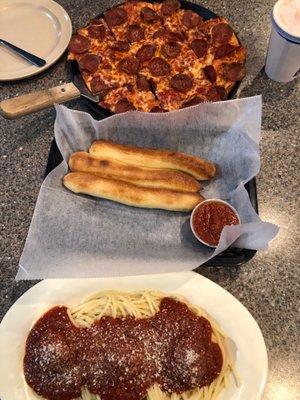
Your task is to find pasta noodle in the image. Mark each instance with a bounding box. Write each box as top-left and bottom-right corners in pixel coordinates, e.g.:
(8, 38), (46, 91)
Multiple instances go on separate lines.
(68, 290), (237, 400)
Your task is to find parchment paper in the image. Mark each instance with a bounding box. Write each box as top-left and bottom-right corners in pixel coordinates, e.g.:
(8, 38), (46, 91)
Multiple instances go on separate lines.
(17, 95), (279, 280)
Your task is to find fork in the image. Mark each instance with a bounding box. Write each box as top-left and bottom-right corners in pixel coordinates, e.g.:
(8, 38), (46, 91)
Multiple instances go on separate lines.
(0, 38), (46, 67)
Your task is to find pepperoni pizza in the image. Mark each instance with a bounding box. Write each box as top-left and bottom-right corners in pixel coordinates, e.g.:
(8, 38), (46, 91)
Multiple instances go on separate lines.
(68, 0), (246, 113)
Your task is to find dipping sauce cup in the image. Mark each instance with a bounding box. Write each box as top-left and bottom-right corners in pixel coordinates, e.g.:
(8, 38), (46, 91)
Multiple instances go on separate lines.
(190, 199), (241, 248)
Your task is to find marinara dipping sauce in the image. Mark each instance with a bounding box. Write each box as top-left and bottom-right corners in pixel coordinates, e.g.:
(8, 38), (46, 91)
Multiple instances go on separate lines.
(191, 199), (240, 247)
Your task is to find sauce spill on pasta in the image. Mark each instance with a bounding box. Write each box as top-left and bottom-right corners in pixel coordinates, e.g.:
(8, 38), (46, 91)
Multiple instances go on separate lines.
(24, 298), (223, 400)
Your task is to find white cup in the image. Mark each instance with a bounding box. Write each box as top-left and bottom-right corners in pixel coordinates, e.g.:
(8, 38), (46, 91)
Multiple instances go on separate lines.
(265, 0), (300, 82)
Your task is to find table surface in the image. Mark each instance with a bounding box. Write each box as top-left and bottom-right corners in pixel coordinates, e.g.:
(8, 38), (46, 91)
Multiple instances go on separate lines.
(0, 0), (299, 398)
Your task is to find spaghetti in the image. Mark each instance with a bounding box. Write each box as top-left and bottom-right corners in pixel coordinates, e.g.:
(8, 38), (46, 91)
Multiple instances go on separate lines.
(24, 291), (238, 400)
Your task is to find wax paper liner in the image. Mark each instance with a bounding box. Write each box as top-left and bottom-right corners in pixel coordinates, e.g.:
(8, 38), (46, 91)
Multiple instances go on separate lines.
(17, 95), (278, 279)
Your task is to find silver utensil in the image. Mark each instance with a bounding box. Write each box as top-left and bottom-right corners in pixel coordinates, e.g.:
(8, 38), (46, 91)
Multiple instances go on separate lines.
(73, 74), (99, 102)
(0, 38), (46, 67)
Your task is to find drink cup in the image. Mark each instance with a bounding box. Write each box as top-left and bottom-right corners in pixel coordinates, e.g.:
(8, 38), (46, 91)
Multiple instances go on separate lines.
(265, 0), (300, 82)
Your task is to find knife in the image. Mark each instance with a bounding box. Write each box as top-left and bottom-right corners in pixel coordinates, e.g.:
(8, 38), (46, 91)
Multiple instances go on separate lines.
(0, 75), (99, 119)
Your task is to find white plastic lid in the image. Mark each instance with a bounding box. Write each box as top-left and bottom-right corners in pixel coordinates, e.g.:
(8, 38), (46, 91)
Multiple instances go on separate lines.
(274, 0), (300, 38)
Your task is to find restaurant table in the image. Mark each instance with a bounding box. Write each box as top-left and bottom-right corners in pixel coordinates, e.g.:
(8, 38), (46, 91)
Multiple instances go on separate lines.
(0, 0), (299, 398)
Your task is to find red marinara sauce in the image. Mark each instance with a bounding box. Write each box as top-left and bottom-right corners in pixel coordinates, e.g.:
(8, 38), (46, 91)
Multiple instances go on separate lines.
(192, 200), (240, 246)
(23, 298), (223, 400)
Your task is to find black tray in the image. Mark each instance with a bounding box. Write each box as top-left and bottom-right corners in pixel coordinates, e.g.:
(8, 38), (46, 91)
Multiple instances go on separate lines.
(68, 0), (241, 118)
(45, 139), (258, 267)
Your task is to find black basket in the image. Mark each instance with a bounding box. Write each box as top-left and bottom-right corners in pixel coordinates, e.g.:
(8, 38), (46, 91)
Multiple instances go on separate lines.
(45, 139), (257, 267)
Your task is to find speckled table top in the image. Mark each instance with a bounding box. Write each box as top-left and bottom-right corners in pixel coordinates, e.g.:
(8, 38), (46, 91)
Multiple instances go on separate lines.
(0, 0), (299, 398)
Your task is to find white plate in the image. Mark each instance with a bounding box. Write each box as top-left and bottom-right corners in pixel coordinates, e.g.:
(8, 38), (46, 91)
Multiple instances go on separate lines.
(0, 272), (268, 400)
(0, 0), (72, 80)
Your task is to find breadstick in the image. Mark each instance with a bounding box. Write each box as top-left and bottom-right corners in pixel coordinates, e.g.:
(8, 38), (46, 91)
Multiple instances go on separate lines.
(63, 172), (204, 212)
(69, 152), (201, 192)
(89, 140), (216, 181)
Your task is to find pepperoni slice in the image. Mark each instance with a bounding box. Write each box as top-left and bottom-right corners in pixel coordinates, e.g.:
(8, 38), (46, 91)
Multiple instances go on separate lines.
(105, 7), (127, 27)
(102, 60), (113, 70)
(222, 62), (246, 81)
(149, 57), (171, 76)
(78, 54), (100, 73)
(215, 85), (227, 100)
(136, 74), (150, 91)
(195, 23), (211, 40)
(127, 24), (145, 42)
(162, 41), (181, 58)
(140, 7), (160, 23)
(90, 76), (111, 98)
(153, 27), (168, 39)
(214, 44), (236, 59)
(89, 18), (103, 25)
(161, 0), (181, 17)
(115, 99), (136, 113)
(110, 41), (130, 52)
(168, 30), (186, 42)
(190, 39), (208, 58)
(118, 56), (140, 75)
(136, 44), (156, 62)
(160, 88), (182, 104)
(87, 25), (106, 40)
(68, 34), (90, 54)
(181, 96), (204, 108)
(211, 23), (233, 44)
(170, 74), (193, 92)
(205, 87), (221, 101)
(203, 65), (216, 83)
(182, 10), (201, 29)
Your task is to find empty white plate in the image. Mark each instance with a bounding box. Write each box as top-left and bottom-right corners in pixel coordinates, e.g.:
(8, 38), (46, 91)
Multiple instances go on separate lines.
(0, 0), (72, 80)
(0, 271), (268, 400)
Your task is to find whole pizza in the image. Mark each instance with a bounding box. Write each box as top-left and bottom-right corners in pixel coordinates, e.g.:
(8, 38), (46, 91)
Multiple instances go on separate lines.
(68, 0), (246, 113)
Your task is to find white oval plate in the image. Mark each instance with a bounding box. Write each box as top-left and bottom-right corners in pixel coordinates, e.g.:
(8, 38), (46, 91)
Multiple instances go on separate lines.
(0, 271), (268, 400)
(0, 0), (72, 81)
